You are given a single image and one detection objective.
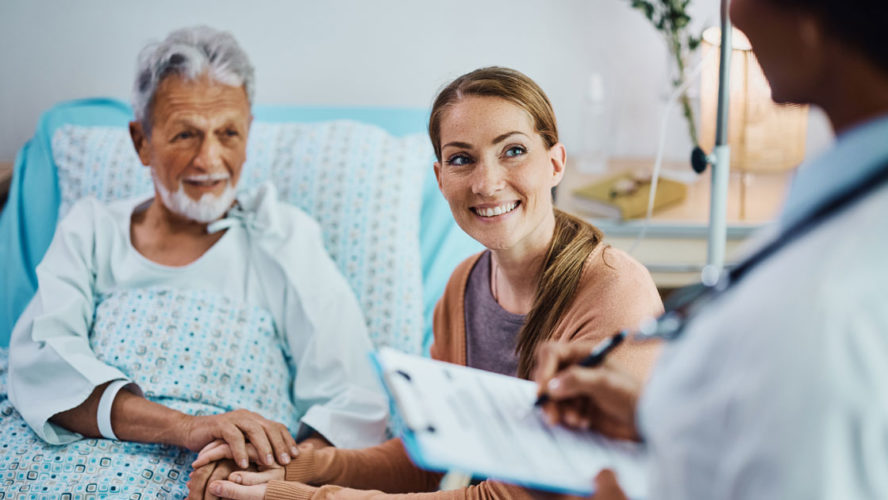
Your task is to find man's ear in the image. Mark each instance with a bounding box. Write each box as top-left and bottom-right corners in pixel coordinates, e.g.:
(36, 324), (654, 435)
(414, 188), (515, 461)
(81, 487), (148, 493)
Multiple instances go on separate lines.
(129, 121), (151, 166)
(548, 142), (567, 188)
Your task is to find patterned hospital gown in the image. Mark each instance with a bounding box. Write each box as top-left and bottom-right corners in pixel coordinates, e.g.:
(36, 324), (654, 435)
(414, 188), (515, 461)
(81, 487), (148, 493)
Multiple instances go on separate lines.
(1, 287), (300, 498)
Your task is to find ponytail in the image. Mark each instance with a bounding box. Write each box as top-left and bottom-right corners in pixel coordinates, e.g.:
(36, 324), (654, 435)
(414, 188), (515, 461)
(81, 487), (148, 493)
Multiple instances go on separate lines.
(514, 210), (604, 379)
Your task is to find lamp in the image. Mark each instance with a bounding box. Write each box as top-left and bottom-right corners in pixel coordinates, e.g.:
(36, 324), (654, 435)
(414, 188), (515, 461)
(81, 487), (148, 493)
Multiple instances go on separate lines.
(698, 26), (808, 218)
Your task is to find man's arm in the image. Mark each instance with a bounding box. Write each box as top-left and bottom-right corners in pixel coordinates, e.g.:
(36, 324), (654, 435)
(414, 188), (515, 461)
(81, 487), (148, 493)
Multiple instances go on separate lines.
(50, 381), (299, 468)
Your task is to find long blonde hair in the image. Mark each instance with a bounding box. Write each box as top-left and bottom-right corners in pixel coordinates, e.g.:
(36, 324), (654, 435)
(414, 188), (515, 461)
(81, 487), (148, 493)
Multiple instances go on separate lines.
(429, 67), (604, 379)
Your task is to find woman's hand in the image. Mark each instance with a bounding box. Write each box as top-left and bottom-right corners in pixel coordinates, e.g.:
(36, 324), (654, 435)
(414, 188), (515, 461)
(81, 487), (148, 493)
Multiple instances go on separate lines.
(229, 468), (286, 485)
(534, 341), (643, 441)
(207, 479), (269, 500)
(187, 459), (252, 500)
(175, 409), (299, 468)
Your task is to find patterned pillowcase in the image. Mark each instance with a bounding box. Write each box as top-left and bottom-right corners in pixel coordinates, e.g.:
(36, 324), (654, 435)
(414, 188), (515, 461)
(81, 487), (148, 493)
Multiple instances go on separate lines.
(51, 121), (430, 354)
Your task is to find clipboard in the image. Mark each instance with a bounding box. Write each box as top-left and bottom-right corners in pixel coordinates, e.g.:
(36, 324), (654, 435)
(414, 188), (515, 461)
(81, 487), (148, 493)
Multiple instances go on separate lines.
(370, 347), (649, 497)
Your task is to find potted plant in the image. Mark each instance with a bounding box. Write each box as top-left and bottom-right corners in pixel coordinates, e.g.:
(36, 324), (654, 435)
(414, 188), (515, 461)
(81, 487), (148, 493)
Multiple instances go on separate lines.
(627, 0), (702, 146)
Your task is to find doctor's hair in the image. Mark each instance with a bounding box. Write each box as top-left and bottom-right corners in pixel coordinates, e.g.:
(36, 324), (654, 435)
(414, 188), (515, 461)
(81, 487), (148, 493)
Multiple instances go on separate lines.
(131, 25), (255, 135)
(428, 67), (604, 379)
(772, 0), (888, 73)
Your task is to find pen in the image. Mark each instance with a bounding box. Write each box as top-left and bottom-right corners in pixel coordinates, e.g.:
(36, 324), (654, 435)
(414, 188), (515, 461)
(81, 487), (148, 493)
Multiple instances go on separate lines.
(534, 330), (626, 407)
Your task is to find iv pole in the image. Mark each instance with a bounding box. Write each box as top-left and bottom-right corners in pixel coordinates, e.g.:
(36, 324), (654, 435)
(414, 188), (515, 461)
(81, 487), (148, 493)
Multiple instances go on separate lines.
(692, 0), (732, 284)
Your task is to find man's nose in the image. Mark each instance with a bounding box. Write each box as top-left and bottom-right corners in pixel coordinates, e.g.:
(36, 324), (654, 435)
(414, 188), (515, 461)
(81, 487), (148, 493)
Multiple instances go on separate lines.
(193, 136), (223, 170)
(471, 160), (504, 197)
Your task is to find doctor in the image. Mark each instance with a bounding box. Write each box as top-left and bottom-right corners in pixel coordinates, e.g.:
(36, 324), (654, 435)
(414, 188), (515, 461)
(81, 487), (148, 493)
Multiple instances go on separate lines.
(535, 0), (888, 497)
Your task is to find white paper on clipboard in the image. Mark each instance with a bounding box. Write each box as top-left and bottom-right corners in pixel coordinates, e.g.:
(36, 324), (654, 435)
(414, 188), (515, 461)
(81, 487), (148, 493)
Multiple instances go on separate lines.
(371, 347), (649, 498)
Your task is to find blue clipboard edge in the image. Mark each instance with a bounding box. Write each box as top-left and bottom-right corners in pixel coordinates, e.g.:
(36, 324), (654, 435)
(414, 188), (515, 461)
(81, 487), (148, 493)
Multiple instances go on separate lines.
(368, 351), (443, 475)
(367, 350), (596, 497)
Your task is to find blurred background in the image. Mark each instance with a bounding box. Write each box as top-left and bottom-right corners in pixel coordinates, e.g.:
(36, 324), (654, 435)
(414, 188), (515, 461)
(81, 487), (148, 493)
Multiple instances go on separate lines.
(0, 0), (833, 164)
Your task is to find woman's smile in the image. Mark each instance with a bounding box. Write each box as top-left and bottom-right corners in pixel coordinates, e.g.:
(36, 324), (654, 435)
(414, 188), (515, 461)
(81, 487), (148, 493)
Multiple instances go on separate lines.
(472, 200), (520, 218)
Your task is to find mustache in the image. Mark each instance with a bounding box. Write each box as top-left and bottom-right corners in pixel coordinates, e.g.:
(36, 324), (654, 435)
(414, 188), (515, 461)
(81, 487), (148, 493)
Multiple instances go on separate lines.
(183, 173), (230, 182)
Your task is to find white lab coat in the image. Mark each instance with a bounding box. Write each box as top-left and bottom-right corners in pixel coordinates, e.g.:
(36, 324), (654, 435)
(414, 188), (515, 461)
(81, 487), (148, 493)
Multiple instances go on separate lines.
(638, 115), (888, 498)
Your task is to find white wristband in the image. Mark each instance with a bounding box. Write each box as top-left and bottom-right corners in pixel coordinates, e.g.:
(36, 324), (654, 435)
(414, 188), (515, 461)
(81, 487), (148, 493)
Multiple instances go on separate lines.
(97, 380), (130, 440)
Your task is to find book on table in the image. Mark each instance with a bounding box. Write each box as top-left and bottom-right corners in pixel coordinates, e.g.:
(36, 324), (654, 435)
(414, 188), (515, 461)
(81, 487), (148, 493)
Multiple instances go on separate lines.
(571, 170), (688, 219)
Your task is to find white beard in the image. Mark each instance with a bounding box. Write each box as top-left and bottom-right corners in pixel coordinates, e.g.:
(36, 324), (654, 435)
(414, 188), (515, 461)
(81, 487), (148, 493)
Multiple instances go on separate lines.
(152, 170), (237, 223)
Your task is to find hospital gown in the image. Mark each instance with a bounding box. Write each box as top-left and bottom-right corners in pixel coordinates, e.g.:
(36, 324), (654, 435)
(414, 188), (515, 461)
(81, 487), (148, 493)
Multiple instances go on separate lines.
(3, 183), (388, 497)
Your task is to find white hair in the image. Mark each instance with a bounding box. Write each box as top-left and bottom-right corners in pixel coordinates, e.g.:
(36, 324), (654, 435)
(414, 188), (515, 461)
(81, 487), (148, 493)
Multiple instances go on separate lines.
(132, 26), (255, 135)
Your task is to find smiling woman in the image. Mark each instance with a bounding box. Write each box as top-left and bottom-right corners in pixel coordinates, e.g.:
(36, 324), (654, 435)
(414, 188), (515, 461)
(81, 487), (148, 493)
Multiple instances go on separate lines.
(200, 67), (664, 500)
(427, 68), (661, 380)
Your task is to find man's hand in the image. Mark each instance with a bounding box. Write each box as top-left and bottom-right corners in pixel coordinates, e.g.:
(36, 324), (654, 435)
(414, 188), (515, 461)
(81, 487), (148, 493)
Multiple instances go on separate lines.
(193, 440), (278, 469)
(534, 341), (643, 441)
(192, 432), (329, 469)
(175, 410), (299, 468)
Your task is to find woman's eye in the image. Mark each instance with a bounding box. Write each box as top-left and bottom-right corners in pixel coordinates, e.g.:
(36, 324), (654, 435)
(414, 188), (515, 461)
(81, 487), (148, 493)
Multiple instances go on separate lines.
(446, 154), (472, 167)
(504, 145), (526, 158)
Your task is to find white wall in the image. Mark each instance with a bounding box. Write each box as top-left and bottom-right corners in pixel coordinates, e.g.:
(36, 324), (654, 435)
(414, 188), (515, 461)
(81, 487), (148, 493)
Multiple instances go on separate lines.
(0, 0), (832, 164)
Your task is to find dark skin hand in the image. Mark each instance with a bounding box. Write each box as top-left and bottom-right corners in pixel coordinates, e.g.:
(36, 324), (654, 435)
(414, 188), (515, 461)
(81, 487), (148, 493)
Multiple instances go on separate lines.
(534, 343), (640, 499)
(51, 382), (300, 469)
(533, 341), (643, 441)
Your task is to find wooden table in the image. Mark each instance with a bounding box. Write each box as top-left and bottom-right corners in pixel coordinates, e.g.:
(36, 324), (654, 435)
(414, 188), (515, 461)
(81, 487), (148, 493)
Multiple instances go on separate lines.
(556, 157), (793, 290)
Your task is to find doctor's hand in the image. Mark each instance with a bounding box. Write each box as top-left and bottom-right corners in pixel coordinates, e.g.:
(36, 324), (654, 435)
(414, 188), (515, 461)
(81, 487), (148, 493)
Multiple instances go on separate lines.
(534, 341), (643, 441)
(590, 470), (628, 500)
(174, 410), (299, 469)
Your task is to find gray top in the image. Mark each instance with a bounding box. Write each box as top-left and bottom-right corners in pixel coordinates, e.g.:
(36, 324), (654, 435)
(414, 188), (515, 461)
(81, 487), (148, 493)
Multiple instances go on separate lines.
(464, 251), (527, 377)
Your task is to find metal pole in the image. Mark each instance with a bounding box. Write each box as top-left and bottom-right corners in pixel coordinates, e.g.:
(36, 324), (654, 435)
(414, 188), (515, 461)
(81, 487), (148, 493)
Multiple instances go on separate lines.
(706, 0), (732, 277)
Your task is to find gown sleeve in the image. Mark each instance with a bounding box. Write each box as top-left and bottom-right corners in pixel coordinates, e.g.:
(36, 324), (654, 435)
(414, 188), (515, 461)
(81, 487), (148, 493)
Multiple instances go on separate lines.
(250, 188), (389, 449)
(8, 199), (136, 444)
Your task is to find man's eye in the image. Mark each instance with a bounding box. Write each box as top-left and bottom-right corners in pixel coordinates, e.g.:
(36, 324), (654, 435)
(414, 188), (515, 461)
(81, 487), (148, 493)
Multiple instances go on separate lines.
(173, 131), (194, 141)
(446, 154), (472, 167)
(224, 129), (239, 137)
(504, 146), (526, 157)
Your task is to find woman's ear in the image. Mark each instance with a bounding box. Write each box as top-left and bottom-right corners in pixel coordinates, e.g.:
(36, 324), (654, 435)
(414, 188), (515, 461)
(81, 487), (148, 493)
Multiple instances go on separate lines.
(434, 161), (443, 191)
(548, 143), (567, 188)
(129, 121), (152, 167)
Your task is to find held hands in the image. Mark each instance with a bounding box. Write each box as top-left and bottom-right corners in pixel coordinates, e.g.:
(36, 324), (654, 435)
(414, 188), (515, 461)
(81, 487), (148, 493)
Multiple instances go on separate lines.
(187, 458), (277, 500)
(193, 440), (289, 475)
(533, 341), (643, 441)
(187, 459), (252, 500)
(189, 441), (287, 499)
(206, 469), (280, 500)
(175, 409), (299, 469)
(190, 438), (325, 498)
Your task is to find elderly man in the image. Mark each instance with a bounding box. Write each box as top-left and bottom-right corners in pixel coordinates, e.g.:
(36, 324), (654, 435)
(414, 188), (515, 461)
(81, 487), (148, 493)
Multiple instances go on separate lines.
(5, 26), (387, 497)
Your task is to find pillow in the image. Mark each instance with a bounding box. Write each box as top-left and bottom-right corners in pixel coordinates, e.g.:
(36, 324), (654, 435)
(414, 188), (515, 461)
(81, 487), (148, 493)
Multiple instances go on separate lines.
(51, 120), (430, 355)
